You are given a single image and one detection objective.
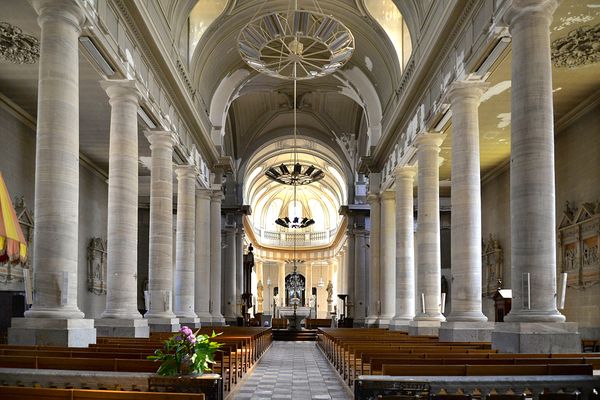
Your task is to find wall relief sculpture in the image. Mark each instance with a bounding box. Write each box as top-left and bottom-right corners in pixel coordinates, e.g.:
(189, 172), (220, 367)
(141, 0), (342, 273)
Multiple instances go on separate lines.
(482, 234), (503, 297)
(558, 201), (600, 289)
(0, 22), (39, 64)
(87, 237), (107, 295)
(551, 23), (600, 69)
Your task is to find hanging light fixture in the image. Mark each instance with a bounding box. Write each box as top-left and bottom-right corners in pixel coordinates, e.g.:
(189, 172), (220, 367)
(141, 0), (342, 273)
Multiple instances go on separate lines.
(239, 0), (354, 322)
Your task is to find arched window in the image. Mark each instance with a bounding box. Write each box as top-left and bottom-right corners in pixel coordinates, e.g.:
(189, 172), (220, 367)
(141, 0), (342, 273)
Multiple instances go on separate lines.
(265, 198), (283, 230)
(364, 0), (412, 70)
(308, 199), (326, 231)
(189, 0), (228, 61)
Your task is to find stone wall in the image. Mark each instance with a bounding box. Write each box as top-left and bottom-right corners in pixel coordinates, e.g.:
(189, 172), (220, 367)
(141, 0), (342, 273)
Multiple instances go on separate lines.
(0, 105), (108, 319)
(480, 103), (600, 337)
(555, 103), (600, 340)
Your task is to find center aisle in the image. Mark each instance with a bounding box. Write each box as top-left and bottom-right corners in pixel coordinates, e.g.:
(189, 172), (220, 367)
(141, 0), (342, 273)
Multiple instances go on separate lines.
(229, 341), (352, 400)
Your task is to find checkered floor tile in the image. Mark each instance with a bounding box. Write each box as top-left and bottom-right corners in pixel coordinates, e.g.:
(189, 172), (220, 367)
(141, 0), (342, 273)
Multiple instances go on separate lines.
(230, 342), (351, 400)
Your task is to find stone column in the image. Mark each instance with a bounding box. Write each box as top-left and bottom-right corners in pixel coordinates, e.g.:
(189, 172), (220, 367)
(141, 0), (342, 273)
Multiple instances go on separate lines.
(353, 230), (367, 326)
(346, 232), (356, 322)
(493, 0), (579, 353)
(439, 81), (494, 342)
(278, 261), (286, 313)
(173, 166), (200, 327)
(222, 224), (237, 323)
(195, 189), (212, 324)
(210, 192), (225, 325)
(143, 131), (179, 332)
(9, 0), (94, 347)
(256, 260), (264, 313)
(235, 225), (244, 318)
(379, 191), (396, 327)
(390, 166), (416, 331)
(94, 80), (149, 338)
(365, 194), (380, 327)
(409, 133), (445, 336)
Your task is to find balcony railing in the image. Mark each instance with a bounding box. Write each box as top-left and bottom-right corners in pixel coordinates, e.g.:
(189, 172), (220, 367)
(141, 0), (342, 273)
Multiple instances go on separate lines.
(252, 227), (338, 247)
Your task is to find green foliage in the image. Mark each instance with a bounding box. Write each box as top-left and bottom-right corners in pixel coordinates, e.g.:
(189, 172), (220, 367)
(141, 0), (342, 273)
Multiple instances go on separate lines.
(147, 327), (223, 376)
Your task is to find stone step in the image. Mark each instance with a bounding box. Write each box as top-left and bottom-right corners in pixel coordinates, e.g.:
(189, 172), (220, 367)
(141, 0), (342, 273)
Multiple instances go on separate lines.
(272, 329), (318, 341)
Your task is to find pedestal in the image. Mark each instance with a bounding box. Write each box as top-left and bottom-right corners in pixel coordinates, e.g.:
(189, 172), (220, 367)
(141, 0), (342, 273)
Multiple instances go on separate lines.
(438, 321), (495, 342)
(8, 318), (96, 347)
(94, 318), (149, 338)
(389, 319), (410, 332)
(146, 317), (180, 333)
(492, 322), (581, 353)
(408, 320), (441, 336)
(178, 317), (201, 329)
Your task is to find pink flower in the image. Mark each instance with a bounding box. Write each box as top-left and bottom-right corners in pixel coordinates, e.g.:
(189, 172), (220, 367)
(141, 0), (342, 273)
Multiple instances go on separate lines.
(179, 326), (193, 337)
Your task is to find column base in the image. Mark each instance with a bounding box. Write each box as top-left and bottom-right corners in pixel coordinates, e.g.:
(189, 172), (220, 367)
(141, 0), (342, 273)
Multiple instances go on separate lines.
(408, 320), (441, 336)
(365, 316), (379, 327)
(196, 312), (213, 325)
(94, 318), (149, 338)
(146, 317), (180, 333)
(377, 317), (392, 328)
(178, 317), (201, 329)
(389, 318), (412, 332)
(8, 318), (96, 347)
(211, 314), (225, 326)
(439, 321), (495, 342)
(492, 322), (581, 353)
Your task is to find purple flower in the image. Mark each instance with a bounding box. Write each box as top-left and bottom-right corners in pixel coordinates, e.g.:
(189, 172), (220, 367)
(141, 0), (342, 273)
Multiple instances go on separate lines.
(174, 335), (182, 341)
(187, 335), (197, 345)
(179, 326), (193, 337)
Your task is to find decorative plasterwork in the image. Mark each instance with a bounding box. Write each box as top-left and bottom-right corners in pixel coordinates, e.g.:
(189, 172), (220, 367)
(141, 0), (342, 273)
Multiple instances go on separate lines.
(0, 22), (39, 64)
(558, 201), (600, 289)
(87, 238), (107, 295)
(552, 24), (600, 69)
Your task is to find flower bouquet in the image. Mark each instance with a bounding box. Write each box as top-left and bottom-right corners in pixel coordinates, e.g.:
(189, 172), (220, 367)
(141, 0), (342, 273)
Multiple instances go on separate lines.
(147, 326), (223, 376)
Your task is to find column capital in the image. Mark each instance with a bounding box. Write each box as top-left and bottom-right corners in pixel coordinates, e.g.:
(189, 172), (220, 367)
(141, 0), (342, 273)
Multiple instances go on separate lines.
(444, 80), (489, 106)
(175, 164), (198, 180)
(100, 79), (141, 106)
(31, 0), (86, 31)
(145, 130), (176, 149)
(393, 165), (417, 180)
(210, 190), (225, 203)
(505, 0), (558, 29)
(380, 190), (395, 201)
(415, 133), (444, 149)
(195, 188), (212, 200)
(366, 193), (379, 204)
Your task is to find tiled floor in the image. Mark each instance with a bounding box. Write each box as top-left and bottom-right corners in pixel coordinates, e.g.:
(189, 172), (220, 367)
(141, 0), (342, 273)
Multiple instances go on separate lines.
(230, 341), (352, 400)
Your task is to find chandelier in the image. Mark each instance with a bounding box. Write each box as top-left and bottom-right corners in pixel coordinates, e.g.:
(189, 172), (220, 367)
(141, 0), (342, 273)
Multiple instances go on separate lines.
(265, 162), (324, 186)
(275, 216), (315, 229)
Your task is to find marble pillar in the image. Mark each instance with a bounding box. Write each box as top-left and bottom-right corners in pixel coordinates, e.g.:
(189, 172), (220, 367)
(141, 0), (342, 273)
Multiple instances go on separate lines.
(346, 233), (356, 321)
(391, 166), (416, 331)
(210, 192), (225, 325)
(492, 0), (580, 353)
(439, 81), (494, 342)
(409, 133), (445, 336)
(94, 80), (149, 338)
(278, 262), (286, 313)
(222, 224), (237, 323)
(235, 225), (244, 317)
(256, 261), (264, 313)
(9, 0), (96, 347)
(365, 194), (380, 327)
(173, 166), (200, 327)
(379, 191), (396, 327)
(195, 189), (212, 324)
(353, 230), (367, 326)
(143, 131), (179, 332)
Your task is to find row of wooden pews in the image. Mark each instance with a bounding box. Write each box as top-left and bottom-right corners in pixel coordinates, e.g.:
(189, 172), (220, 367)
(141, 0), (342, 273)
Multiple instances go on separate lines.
(0, 326), (272, 399)
(317, 328), (600, 399)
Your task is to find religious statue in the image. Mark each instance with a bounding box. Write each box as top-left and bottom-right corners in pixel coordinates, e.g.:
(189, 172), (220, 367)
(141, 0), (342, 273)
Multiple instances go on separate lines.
(326, 280), (333, 302)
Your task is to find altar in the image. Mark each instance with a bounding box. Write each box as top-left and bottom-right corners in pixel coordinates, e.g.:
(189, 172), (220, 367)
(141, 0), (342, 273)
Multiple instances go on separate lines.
(278, 306), (311, 330)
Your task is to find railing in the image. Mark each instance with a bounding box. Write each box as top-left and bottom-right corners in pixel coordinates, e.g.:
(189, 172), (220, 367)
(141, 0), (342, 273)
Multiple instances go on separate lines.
(252, 227), (338, 247)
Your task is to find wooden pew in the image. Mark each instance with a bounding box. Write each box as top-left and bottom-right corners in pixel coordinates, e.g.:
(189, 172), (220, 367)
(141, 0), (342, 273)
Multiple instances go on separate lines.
(0, 386), (206, 399)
